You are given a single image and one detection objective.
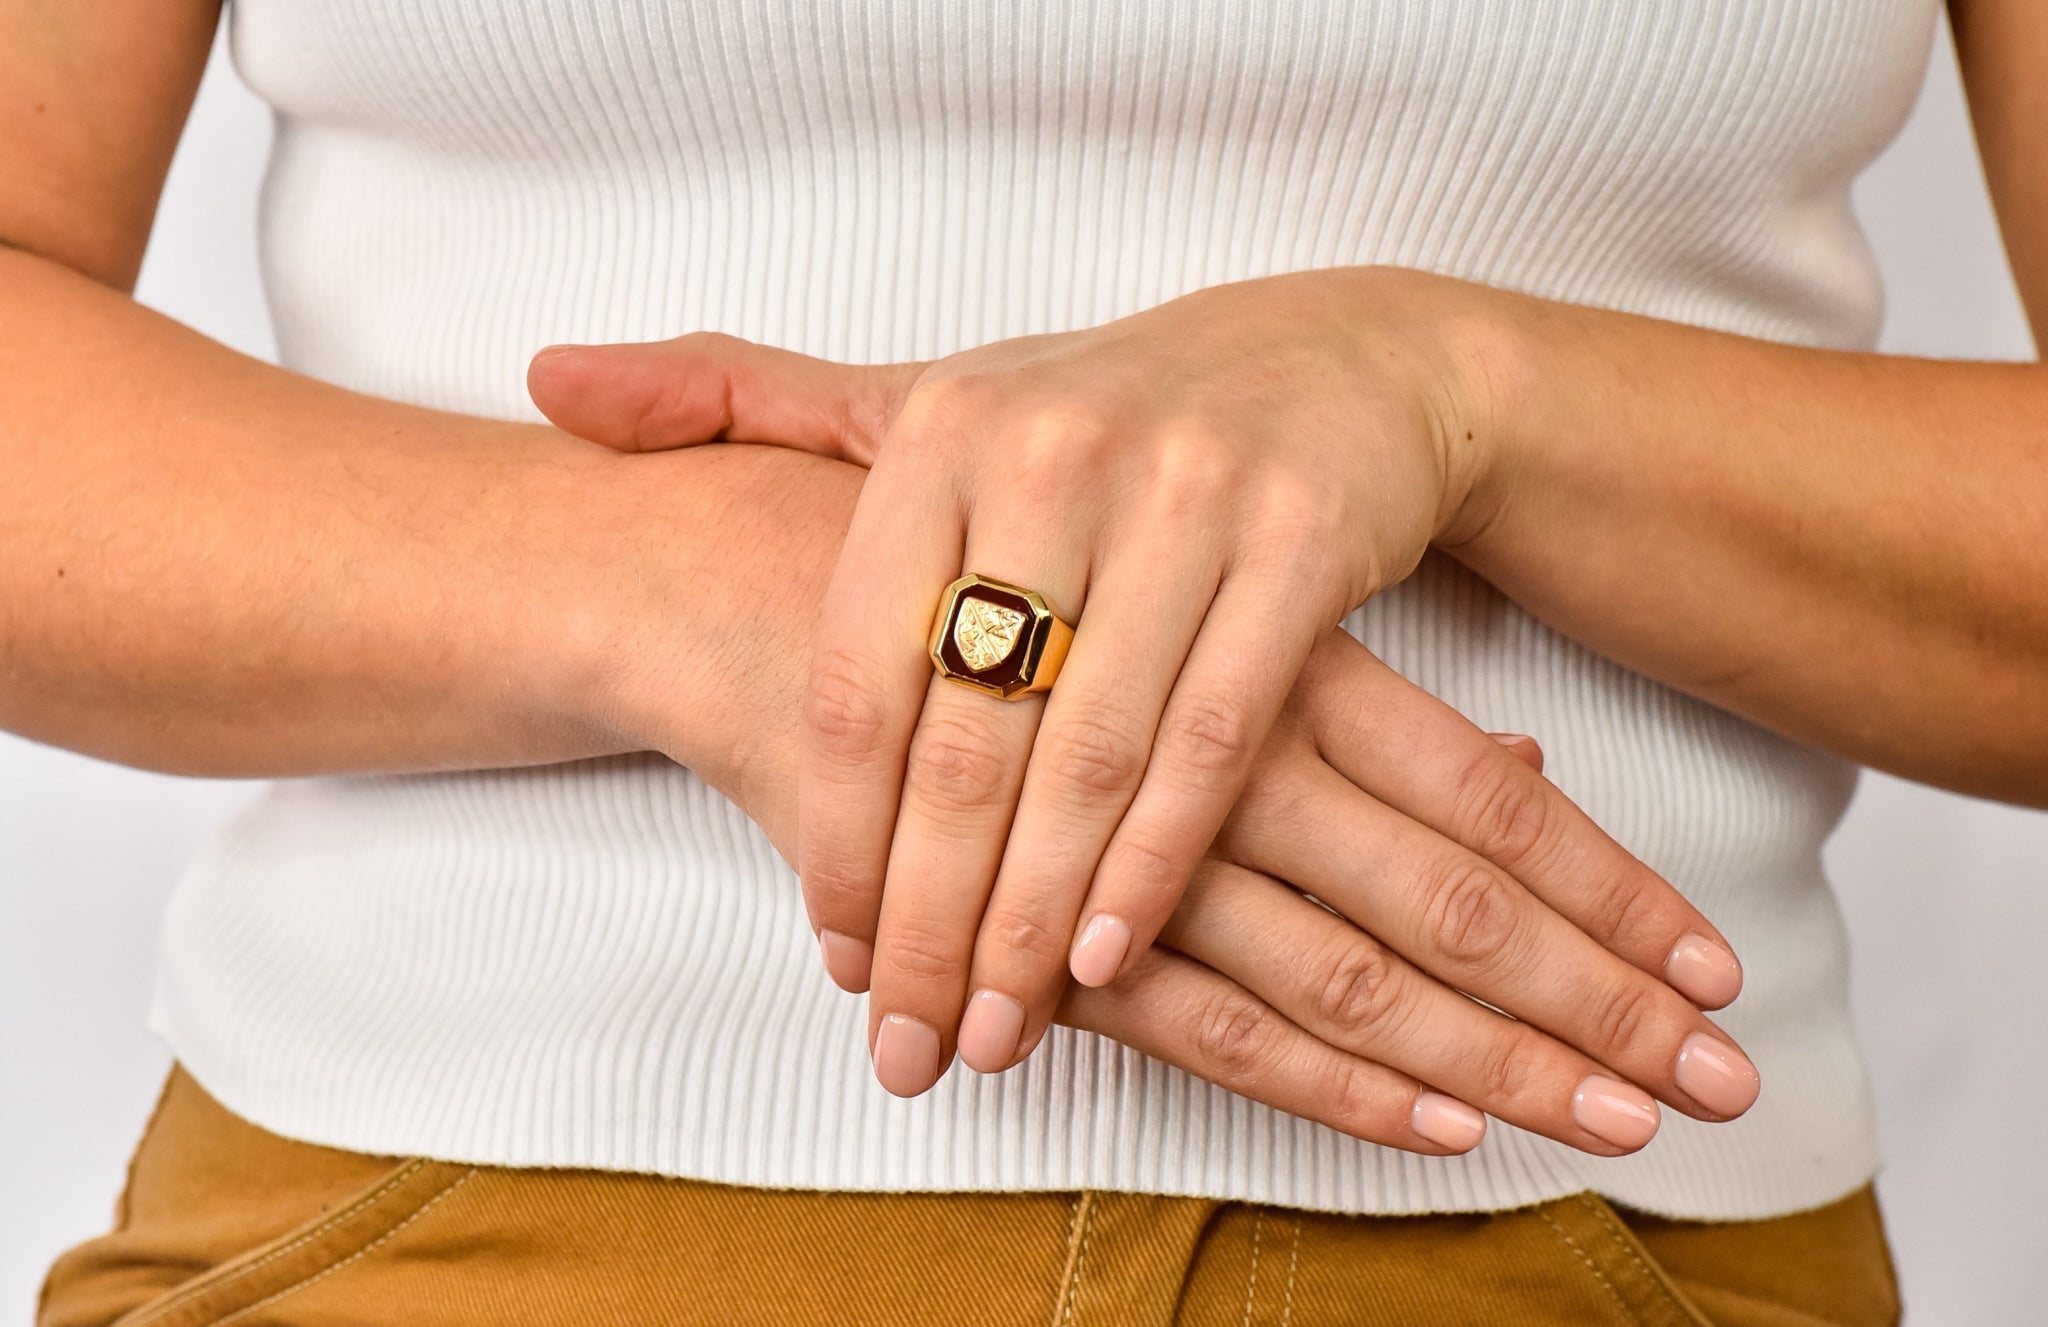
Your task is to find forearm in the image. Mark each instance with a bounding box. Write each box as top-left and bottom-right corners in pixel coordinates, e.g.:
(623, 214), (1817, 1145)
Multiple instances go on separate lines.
(0, 244), (849, 781)
(1438, 277), (2048, 803)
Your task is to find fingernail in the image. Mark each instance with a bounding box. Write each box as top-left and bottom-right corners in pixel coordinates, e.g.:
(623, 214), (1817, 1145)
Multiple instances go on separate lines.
(1411, 1092), (1487, 1151)
(1069, 914), (1133, 988)
(1675, 1032), (1761, 1117)
(958, 990), (1027, 1073)
(1572, 1075), (1661, 1150)
(1665, 933), (1744, 1009)
(871, 1013), (943, 1097)
(1488, 732), (1543, 771)
(818, 930), (874, 993)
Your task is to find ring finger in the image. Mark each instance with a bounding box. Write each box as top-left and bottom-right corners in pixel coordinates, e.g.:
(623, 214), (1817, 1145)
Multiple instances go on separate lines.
(956, 517), (1222, 1071)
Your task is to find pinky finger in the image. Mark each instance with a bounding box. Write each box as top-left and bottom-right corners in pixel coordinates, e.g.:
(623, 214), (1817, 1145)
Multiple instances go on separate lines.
(1054, 947), (1487, 1155)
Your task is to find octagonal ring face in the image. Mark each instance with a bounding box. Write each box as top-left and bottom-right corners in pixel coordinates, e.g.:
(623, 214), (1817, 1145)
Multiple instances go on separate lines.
(928, 574), (1058, 698)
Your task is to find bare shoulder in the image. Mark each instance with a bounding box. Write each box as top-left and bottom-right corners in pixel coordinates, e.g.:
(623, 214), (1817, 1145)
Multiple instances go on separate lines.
(0, 0), (221, 289)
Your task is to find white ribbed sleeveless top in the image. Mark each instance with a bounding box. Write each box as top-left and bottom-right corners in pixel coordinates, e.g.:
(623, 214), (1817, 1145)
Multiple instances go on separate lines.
(153, 0), (1937, 1218)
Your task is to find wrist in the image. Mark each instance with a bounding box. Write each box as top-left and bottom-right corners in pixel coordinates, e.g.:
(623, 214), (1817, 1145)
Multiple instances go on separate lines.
(539, 443), (864, 846)
(1352, 266), (1539, 554)
(460, 430), (644, 763)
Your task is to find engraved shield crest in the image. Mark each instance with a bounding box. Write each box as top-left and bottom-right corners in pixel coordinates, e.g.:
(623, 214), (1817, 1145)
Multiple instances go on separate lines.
(954, 597), (1028, 672)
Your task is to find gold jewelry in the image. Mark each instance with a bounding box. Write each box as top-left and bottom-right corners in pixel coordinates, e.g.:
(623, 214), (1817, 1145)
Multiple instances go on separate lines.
(928, 573), (1075, 699)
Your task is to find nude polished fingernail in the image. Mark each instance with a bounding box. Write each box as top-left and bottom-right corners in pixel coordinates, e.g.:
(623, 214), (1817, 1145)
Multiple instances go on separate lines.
(817, 930), (874, 993)
(1675, 1032), (1761, 1117)
(958, 990), (1027, 1073)
(1411, 1092), (1487, 1152)
(1572, 1075), (1661, 1150)
(1070, 914), (1133, 988)
(1487, 732), (1543, 772)
(872, 1014), (942, 1097)
(1665, 933), (1744, 1009)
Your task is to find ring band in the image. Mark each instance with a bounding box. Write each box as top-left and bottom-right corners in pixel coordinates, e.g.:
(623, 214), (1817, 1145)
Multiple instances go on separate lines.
(928, 573), (1075, 699)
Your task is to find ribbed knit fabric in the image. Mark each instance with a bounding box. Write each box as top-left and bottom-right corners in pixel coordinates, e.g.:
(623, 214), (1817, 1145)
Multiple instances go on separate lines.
(153, 0), (1938, 1219)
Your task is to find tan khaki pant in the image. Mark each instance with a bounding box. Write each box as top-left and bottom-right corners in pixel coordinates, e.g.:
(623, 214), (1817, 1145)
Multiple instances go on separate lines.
(41, 1068), (1899, 1326)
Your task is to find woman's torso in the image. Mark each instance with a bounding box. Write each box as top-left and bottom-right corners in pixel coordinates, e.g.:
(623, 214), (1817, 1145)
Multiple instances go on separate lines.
(152, 0), (1935, 1217)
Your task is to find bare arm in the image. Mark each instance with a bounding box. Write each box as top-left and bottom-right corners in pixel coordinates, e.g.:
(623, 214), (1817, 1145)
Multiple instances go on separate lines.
(1437, 6), (2048, 806)
(5, 0), (1765, 1156)
(1447, 290), (2047, 806)
(1, 247), (590, 774)
(0, 0), (831, 787)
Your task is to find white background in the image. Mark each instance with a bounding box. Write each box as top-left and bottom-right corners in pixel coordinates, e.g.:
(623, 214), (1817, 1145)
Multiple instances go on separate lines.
(4, 18), (2046, 1323)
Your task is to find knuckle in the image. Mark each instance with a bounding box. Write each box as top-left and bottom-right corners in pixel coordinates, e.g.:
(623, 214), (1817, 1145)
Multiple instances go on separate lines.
(1248, 472), (1347, 550)
(1590, 980), (1663, 1063)
(1101, 831), (1188, 902)
(1322, 1056), (1392, 1129)
(1312, 939), (1404, 1042)
(1038, 710), (1150, 800)
(1418, 858), (1521, 971)
(880, 915), (966, 986)
(799, 862), (876, 926)
(1143, 426), (1236, 517)
(1020, 400), (1112, 455)
(1470, 1031), (1536, 1104)
(804, 649), (894, 762)
(1580, 869), (1669, 952)
(1192, 991), (1282, 1084)
(1159, 691), (1258, 781)
(1010, 402), (1109, 496)
(677, 329), (738, 355)
(894, 377), (979, 440)
(1450, 755), (1552, 868)
(906, 711), (1013, 813)
(979, 906), (1068, 970)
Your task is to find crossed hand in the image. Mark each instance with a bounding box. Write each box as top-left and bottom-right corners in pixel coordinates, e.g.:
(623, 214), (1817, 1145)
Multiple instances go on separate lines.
(527, 272), (1759, 1157)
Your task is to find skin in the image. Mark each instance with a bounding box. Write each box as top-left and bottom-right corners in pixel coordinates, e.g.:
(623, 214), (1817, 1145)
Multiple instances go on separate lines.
(533, 332), (1757, 1149)
(0, 0), (1760, 1160)
(533, 254), (2048, 1108)
(1, 0), (2040, 1155)
(529, 0), (2048, 1107)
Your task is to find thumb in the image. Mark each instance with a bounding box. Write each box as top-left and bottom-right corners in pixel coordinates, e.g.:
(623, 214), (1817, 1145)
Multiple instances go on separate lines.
(527, 331), (923, 467)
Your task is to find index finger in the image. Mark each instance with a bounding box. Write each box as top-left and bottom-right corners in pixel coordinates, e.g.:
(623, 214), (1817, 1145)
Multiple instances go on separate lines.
(1298, 631), (1745, 1009)
(798, 422), (965, 991)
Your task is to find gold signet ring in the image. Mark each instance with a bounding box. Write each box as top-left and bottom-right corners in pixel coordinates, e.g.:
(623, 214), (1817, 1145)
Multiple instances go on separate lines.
(928, 573), (1075, 699)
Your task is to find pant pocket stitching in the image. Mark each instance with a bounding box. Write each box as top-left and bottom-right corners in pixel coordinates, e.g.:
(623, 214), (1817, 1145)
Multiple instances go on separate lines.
(1573, 1195), (1712, 1327)
(119, 1160), (430, 1327)
(1056, 1192), (1099, 1327)
(1537, 1207), (1643, 1327)
(1278, 1216), (1301, 1327)
(204, 1168), (476, 1327)
(1241, 1209), (1265, 1327)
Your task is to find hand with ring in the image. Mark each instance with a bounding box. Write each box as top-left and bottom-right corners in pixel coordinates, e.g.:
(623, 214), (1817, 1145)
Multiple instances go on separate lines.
(526, 268), (1752, 1116)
